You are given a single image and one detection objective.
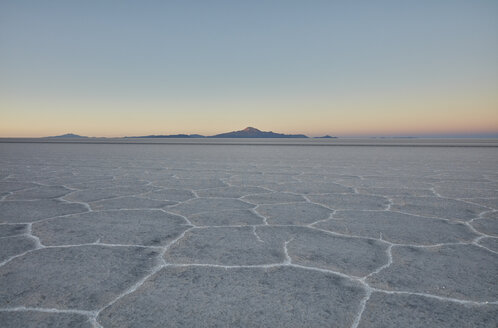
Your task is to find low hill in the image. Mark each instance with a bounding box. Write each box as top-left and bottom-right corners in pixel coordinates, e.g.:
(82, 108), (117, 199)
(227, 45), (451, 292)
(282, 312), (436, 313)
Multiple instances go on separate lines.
(127, 134), (205, 138)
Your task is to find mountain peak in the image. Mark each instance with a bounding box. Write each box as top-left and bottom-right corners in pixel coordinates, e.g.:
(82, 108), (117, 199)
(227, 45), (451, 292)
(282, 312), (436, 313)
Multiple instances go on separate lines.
(210, 127), (308, 138)
(46, 133), (88, 138)
(242, 127), (260, 132)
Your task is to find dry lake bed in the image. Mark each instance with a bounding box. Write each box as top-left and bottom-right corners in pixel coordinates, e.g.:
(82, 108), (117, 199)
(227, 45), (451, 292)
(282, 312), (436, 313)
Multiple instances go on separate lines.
(0, 139), (497, 327)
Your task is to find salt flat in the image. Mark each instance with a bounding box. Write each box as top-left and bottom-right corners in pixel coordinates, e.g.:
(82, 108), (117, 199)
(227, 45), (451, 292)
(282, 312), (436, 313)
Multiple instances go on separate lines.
(0, 141), (497, 327)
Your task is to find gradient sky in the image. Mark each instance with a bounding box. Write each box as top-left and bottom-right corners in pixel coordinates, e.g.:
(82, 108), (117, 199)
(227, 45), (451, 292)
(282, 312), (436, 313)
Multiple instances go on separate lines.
(1, 0), (497, 137)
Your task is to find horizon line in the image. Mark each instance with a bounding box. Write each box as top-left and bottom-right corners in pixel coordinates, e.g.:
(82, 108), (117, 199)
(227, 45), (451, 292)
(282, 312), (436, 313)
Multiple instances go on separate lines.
(2, 134), (498, 139)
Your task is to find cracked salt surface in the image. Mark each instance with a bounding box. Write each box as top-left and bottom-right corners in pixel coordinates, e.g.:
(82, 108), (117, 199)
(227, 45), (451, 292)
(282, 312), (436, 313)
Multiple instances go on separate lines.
(0, 142), (497, 327)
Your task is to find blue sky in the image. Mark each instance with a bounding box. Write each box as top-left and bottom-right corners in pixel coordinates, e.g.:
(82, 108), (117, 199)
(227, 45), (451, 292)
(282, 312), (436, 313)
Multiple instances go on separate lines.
(1, 1), (497, 137)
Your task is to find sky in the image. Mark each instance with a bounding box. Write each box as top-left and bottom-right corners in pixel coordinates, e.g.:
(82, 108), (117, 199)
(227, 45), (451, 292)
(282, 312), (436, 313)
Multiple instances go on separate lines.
(1, 0), (497, 137)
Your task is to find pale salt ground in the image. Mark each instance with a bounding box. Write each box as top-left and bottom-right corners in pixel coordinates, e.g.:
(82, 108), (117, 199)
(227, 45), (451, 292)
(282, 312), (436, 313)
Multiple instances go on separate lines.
(0, 140), (497, 328)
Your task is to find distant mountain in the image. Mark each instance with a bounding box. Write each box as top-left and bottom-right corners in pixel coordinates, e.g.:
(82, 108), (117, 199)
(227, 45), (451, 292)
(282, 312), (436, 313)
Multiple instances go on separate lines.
(46, 133), (88, 138)
(210, 127), (308, 138)
(127, 134), (205, 138)
(314, 135), (337, 139)
(126, 127), (308, 138)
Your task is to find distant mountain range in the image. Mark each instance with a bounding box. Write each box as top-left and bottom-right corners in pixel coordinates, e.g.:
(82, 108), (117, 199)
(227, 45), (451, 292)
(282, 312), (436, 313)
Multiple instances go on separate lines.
(46, 128), (337, 139)
(37, 129), (498, 140)
(126, 127), (314, 138)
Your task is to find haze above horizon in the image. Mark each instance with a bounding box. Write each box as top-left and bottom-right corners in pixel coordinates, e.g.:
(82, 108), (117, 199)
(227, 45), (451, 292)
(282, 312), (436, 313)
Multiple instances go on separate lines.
(1, 1), (497, 138)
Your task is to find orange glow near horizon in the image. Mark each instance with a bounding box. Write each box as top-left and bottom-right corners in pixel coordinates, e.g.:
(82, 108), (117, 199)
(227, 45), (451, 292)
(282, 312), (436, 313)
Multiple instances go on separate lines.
(1, 48), (497, 138)
(1, 93), (497, 138)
